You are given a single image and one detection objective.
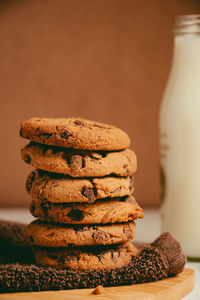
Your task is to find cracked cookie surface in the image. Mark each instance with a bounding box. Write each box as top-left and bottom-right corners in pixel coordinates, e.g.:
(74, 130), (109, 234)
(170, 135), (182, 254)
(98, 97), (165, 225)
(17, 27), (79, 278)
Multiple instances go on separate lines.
(33, 242), (139, 270)
(26, 170), (134, 203)
(30, 196), (143, 224)
(20, 117), (130, 150)
(24, 220), (136, 247)
(22, 142), (137, 177)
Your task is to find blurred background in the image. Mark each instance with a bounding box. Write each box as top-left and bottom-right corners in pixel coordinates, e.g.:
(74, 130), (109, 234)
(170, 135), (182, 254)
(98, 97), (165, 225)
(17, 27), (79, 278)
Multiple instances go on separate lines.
(0, 0), (199, 208)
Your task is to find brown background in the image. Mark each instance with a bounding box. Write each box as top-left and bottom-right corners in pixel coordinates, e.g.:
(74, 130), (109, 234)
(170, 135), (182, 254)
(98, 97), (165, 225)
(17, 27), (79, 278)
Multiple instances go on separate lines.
(0, 0), (199, 207)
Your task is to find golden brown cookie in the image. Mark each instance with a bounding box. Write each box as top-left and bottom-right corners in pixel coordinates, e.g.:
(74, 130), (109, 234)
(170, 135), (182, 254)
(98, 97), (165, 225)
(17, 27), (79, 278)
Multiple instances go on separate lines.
(24, 220), (136, 247)
(26, 170), (134, 203)
(22, 142), (137, 177)
(33, 242), (139, 270)
(30, 196), (144, 224)
(20, 117), (130, 150)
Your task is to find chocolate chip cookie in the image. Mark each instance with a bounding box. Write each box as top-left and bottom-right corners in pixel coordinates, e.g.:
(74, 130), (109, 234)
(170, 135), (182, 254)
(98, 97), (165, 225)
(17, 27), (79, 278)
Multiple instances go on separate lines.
(22, 142), (137, 177)
(26, 170), (134, 203)
(24, 220), (136, 247)
(33, 242), (139, 270)
(30, 196), (143, 224)
(20, 117), (130, 150)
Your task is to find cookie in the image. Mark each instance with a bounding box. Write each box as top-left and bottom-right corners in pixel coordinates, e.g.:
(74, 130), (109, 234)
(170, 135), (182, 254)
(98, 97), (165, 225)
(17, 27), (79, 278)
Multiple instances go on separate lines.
(22, 142), (137, 177)
(30, 196), (144, 224)
(33, 242), (139, 270)
(20, 117), (130, 150)
(24, 220), (136, 247)
(26, 170), (134, 203)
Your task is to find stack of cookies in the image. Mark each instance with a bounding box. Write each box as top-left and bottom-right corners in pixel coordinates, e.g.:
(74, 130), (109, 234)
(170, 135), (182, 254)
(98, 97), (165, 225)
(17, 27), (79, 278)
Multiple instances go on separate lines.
(20, 117), (143, 271)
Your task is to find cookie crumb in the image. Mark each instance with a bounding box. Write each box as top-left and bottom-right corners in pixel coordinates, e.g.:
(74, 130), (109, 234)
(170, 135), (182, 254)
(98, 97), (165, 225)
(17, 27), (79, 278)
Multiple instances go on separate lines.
(92, 285), (104, 294)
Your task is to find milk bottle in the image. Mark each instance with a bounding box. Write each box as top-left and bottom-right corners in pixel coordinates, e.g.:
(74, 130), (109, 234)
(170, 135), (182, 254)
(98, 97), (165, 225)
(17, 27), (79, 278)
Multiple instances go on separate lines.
(160, 15), (200, 259)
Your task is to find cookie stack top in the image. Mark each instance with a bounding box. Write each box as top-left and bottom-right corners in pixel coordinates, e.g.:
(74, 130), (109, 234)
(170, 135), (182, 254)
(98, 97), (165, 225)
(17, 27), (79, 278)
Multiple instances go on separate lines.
(21, 117), (143, 271)
(20, 117), (130, 150)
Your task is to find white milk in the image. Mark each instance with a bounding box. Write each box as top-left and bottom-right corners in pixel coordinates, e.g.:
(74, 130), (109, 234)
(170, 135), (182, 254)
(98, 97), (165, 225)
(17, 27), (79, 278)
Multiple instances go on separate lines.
(160, 15), (200, 259)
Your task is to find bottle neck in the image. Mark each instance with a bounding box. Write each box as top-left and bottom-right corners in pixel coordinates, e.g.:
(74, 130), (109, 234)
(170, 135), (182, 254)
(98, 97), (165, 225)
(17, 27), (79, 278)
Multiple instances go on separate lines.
(172, 34), (200, 71)
(174, 15), (200, 35)
(172, 15), (200, 69)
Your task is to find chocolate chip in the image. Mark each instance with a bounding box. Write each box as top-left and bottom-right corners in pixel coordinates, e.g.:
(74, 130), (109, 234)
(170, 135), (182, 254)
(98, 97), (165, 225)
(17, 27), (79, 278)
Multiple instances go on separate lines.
(38, 133), (52, 143)
(24, 154), (31, 164)
(129, 175), (134, 191)
(123, 164), (128, 169)
(93, 124), (104, 129)
(42, 133), (52, 138)
(81, 187), (97, 202)
(92, 231), (110, 243)
(67, 209), (84, 221)
(74, 120), (87, 127)
(60, 130), (69, 139)
(47, 232), (55, 238)
(123, 227), (132, 239)
(53, 183), (59, 188)
(28, 235), (34, 243)
(26, 172), (36, 192)
(93, 123), (111, 129)
(70, 155), (84, 168)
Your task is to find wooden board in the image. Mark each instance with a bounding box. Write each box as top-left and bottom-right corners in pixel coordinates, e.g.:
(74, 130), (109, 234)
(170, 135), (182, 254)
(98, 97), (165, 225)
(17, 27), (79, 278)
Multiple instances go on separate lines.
(0, 269), (195, 300)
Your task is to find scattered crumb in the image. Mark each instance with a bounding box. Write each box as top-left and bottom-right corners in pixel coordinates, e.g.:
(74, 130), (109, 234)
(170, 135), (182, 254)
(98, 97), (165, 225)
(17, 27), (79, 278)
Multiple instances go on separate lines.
(92, 285), (104, 294)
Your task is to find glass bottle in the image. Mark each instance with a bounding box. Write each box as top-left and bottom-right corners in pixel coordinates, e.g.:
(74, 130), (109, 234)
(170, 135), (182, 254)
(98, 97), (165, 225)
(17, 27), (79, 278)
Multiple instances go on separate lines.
(160, 15), (200, 260)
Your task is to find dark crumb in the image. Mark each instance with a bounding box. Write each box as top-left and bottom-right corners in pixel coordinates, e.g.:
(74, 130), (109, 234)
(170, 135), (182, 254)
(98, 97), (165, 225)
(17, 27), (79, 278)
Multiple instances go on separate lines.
(92, 285), (104, 294)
